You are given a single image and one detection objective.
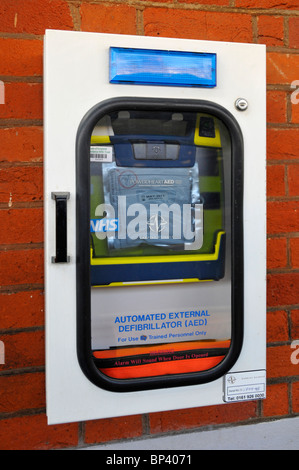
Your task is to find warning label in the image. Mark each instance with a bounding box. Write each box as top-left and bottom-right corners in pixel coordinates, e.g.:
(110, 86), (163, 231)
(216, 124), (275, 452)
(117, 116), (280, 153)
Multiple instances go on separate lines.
(224, 370), (266, 402)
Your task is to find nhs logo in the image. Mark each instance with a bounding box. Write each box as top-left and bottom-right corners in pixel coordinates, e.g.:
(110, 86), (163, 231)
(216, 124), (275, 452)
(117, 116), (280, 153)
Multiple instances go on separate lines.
(90, 218), (118, 233)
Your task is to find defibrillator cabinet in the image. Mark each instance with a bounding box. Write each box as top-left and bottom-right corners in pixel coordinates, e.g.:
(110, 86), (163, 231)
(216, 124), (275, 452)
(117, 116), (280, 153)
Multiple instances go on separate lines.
(44, 30), (266, 424)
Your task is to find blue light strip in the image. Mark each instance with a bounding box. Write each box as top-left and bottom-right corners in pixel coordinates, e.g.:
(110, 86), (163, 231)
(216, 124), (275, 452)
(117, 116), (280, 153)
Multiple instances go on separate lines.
(110, 47), (217, 88)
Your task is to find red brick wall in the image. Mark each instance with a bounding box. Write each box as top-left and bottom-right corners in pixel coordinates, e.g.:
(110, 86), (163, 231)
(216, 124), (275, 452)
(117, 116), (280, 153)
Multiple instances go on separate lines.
(0, 0), (298, 450)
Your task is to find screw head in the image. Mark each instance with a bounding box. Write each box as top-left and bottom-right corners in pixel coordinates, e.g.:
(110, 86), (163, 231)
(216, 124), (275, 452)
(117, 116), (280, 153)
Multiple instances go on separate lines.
(235, 98), (248, 111)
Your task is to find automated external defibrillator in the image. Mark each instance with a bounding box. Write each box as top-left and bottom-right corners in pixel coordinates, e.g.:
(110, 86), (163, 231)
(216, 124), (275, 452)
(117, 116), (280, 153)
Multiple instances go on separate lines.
(89, 108), (229, 382)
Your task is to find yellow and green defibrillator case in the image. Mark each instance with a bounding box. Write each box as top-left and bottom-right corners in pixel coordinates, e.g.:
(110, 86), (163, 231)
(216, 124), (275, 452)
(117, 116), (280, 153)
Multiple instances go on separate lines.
(89, 107), (225, 286)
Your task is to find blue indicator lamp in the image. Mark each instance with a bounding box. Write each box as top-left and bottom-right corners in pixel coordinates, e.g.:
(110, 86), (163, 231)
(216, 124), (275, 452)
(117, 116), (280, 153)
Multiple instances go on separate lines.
(110, 47), (217, 88)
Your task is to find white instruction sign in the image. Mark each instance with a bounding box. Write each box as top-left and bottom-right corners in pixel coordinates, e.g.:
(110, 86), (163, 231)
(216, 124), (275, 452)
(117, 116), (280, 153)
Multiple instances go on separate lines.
(224, 370), (266, 402)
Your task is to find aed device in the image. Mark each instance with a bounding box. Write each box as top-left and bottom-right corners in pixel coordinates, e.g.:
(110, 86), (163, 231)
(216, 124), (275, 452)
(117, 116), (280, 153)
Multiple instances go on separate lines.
(89, 110), (225, 286)
(44, 30), (266, 424)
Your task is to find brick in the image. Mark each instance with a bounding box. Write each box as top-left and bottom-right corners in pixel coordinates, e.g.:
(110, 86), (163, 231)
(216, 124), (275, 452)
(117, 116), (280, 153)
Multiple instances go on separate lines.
(178, 0), (229, 4)
(267, 273), (299, 307)
(85, 415), (143, 444)
(267, 90), (286, 124)
(81, 4), (137, 34)
(0, 166), (43, 204)
(236, 0), (299, 8)
(144, 0), (173, 3)
(0, 372), (45, 413)
(257, 16), (284, 47)
(0, 208), (43, 245)
(144, 9), (252, 43)
(291, 99), (299, 124)
(267, 129), (299, 161)
(0, 83), (43, 120)
(267, 53), (299, 85)
(289, 18), (299, 48)
(291, 309), (299, 340)
(0, 39), (43, 77)
(287, 164), (299, 196)
(290, 238), (299, 269)
(267, 310), (289, 343)
(263, 383), (289, 417)
(0, 290), (44, 330)
(267, 344), (299, 378)
(0, 330), (44, 371)
(267, 201), (299, 234)
(0, 414), (78, 450)
(292, 381), (299, 413)
(149, 402), (257, 433)
(0, 249), (43, 287)
(0, 0), (73, 35)
(0, 127), (43, 163)
(267, 165), (285, 197)
(267, 237), (287, 270)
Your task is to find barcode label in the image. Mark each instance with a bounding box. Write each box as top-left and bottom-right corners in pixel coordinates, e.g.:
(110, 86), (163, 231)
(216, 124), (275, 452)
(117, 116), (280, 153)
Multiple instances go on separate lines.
(90, 146), (113, 162)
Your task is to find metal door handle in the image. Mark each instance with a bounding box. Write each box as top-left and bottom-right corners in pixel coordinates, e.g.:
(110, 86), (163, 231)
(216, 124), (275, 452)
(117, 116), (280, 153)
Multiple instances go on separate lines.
(51, 192), (70, 263)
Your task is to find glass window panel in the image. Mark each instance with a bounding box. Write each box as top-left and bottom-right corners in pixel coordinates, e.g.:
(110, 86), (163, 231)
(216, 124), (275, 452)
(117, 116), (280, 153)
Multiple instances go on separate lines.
(88, 108), (233, 382)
